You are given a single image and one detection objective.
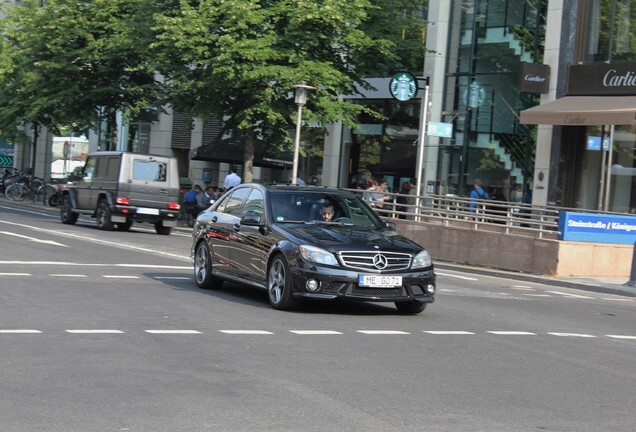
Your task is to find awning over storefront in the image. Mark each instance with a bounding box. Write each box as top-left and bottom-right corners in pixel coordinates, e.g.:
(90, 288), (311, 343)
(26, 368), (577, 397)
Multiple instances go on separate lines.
(520, 96), (636, 125)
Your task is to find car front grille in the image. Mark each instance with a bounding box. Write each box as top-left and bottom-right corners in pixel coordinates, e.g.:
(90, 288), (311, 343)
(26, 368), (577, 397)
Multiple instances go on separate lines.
(338, 251), (412, 272)
(321, 282), (407, 299)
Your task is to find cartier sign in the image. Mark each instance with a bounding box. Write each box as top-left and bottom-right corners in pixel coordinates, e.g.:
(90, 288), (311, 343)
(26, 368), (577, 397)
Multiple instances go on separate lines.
(519, 62), (550, 94)
(568, 63), (636, 96)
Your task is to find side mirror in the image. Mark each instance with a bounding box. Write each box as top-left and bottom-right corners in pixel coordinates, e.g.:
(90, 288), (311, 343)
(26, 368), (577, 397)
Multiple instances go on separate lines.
(240, 213), (262, 226)
(384, 221), (396, 230)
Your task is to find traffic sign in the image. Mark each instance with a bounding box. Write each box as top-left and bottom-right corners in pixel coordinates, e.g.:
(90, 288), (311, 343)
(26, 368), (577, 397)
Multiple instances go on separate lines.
(427, 122), (454, 138)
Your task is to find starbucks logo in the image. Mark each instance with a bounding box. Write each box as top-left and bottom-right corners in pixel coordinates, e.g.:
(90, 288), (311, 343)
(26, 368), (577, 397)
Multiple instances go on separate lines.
(389, 72), (417, 101)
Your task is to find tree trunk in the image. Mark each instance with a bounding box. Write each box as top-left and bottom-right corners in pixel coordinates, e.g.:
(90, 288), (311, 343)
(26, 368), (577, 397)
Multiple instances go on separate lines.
(243, 128), (254, 183)
(107, 108), (118, 151)
(29, 122), (39, 175)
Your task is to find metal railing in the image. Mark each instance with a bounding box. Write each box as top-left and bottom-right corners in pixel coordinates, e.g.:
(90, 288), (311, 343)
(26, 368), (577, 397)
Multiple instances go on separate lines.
(347, 189), (561, 239)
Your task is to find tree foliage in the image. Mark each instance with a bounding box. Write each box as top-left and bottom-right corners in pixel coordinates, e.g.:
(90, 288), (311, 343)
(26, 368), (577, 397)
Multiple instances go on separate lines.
(0, 0), (162, 151)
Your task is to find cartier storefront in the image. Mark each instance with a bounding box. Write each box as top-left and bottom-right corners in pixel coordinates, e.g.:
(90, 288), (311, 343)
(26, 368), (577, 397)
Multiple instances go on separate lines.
(521, 62), (636, 213)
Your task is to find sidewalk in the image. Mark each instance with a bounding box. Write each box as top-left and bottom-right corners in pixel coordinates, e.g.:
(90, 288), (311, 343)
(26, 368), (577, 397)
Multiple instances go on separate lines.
(3, 196), (635, 298)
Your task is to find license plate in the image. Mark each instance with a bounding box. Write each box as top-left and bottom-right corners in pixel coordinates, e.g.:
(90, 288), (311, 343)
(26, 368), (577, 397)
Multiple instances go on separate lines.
(137, 207), (159, 215)
(358, 275), (403, 288)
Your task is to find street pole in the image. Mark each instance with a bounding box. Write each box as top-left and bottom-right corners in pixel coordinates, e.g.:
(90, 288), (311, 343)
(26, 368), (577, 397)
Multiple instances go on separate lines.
(414, 77), (430, 220)
(603, 125), (615, 212)
(291, 84), (315, 185)
(291, 104), (303, 185)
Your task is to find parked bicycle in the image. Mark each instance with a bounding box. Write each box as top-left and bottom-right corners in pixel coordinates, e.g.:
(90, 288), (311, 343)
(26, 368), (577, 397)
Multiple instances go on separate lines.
(4, 172), (45, 202)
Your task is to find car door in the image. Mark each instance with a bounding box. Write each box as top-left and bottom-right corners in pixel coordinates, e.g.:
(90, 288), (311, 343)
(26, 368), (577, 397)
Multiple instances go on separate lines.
(210, 187), (250, 277)
(75, 157), (97, 209)
(231, 188), (267, 282)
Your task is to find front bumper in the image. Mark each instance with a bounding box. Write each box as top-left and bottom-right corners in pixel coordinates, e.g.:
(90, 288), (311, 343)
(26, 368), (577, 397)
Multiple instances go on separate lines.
(290, 263), (436, 303)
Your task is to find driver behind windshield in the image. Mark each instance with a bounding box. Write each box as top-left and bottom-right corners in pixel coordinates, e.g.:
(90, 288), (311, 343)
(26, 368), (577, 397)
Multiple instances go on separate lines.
(320, 204), (334, 222)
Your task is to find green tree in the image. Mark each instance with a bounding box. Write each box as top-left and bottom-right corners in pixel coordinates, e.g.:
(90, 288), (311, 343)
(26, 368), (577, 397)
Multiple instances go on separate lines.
(0, 0), (162, 168)
(152, 0), (402, 182)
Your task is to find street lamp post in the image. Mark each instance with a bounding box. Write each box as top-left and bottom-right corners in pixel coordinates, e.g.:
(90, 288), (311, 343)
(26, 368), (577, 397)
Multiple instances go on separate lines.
(292, 83), (315, 185)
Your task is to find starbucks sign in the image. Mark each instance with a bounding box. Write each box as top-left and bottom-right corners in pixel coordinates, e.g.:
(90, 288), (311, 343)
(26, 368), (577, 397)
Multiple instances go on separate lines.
(389, 71), (418, 101)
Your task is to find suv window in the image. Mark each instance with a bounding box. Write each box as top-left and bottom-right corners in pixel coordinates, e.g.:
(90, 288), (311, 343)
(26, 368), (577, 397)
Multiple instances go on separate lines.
(94, 157), (119, 181)
(83, 158), (97, 179)
(133, 160), (167, 182)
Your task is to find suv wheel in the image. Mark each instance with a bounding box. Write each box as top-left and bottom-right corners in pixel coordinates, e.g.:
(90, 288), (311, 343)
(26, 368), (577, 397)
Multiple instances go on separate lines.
(60, 195), (78, 225)
(154, 222), (172, 235)
(95, 200), (114, 231)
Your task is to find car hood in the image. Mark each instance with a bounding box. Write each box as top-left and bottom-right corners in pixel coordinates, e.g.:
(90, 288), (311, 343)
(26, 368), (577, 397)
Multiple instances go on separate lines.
(278, 224), (424, 253)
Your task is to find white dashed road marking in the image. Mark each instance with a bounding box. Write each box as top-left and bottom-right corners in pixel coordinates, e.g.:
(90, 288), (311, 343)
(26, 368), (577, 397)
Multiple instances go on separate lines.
(145, 330), (202, 334)
(357, 330), (410, 335)
(0, 272), (31, 276)
(102, 275), (140, 279)
(0, 230), (68, 247)
(153, 276), (191, 280)
(219, 330), (274, 335)
(50, 274), (88, 278)
(606, 335), (636, 340)
(66, 330), (124, 334)
(0, 329), (42, 334)
(487, 331), (537, 335)
(290, 330), (343, 335)
(547, 332), (596, 338)
(424, 331), (475, 335)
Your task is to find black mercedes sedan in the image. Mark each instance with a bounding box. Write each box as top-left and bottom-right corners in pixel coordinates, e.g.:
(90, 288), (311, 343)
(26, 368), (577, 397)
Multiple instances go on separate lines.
(190, 184), (436, 314)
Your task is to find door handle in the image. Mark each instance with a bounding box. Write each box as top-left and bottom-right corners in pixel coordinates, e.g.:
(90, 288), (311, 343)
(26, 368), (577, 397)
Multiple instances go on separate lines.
(233, 223), (241, 232)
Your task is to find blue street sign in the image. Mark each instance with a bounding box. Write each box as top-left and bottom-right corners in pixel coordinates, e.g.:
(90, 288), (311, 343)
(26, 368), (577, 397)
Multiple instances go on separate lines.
(586, 136), (609, 151)
(427, 122), (454, 138)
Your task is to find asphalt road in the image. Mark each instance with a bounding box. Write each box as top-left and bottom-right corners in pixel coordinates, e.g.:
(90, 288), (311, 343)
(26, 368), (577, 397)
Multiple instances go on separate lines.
(1, 202), (635, 432)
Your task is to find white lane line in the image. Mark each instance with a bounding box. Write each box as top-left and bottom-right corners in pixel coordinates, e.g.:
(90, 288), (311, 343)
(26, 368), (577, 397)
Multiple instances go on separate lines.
(548, 332), (596, 338)
(49, 274), (88, 278)
(436, 272), (478, 281)
(220, 330), (274, 335)
(0, 329), (42, 334)
(547, 291), (594, 299)
(602, 298), (633, 302)
(0, 230), (68, 247)
(509, 286), (535, 291)
(357, 330), (410, 335)
(522, 294), (553, 297)
(0, 272), (31, 276)
(153, 276), (191, 280)
(102, 275), (140, 279)
(145, 330), (202, 334)
(0, 219), (190, 261)
(0, 261), (190, 269)
(290, 330), (343, 335)
(424, 331), (475, 335)
(66, 330), (124, 334)
(606, 335), (636, 340)
(488, 331), (537, 335)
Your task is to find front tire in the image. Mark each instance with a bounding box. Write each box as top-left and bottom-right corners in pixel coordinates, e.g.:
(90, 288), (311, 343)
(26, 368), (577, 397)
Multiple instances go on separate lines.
(268, 255), (301, 311)
(194, 242), (223, 289)
(60, 195), (78, 225)
(395, 301), (426, 315)
(95, 200), (114, 231)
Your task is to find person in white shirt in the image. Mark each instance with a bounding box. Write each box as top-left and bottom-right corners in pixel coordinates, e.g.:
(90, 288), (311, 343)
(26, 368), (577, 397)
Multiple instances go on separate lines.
(223, 168), (241, 190)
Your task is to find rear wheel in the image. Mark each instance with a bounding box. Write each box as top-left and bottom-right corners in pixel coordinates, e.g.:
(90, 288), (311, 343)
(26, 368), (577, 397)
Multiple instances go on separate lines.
(5, 183), (25, 201)
(194, 242), (224, 289)
(60, 195), (78, 225)
(395, 301), (426, 315)
(268, 255), (301, 311)
(95, 200), (114, 231)
(154, 222), (172, 235)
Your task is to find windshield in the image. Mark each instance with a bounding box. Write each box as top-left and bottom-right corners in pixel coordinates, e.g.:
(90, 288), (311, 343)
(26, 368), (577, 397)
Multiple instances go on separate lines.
(269, 191), (382, 228)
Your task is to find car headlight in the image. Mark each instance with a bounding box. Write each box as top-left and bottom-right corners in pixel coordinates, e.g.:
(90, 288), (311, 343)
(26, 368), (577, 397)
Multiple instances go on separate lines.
(412, 250), (432, 269)
(299, 245), (338, 266)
